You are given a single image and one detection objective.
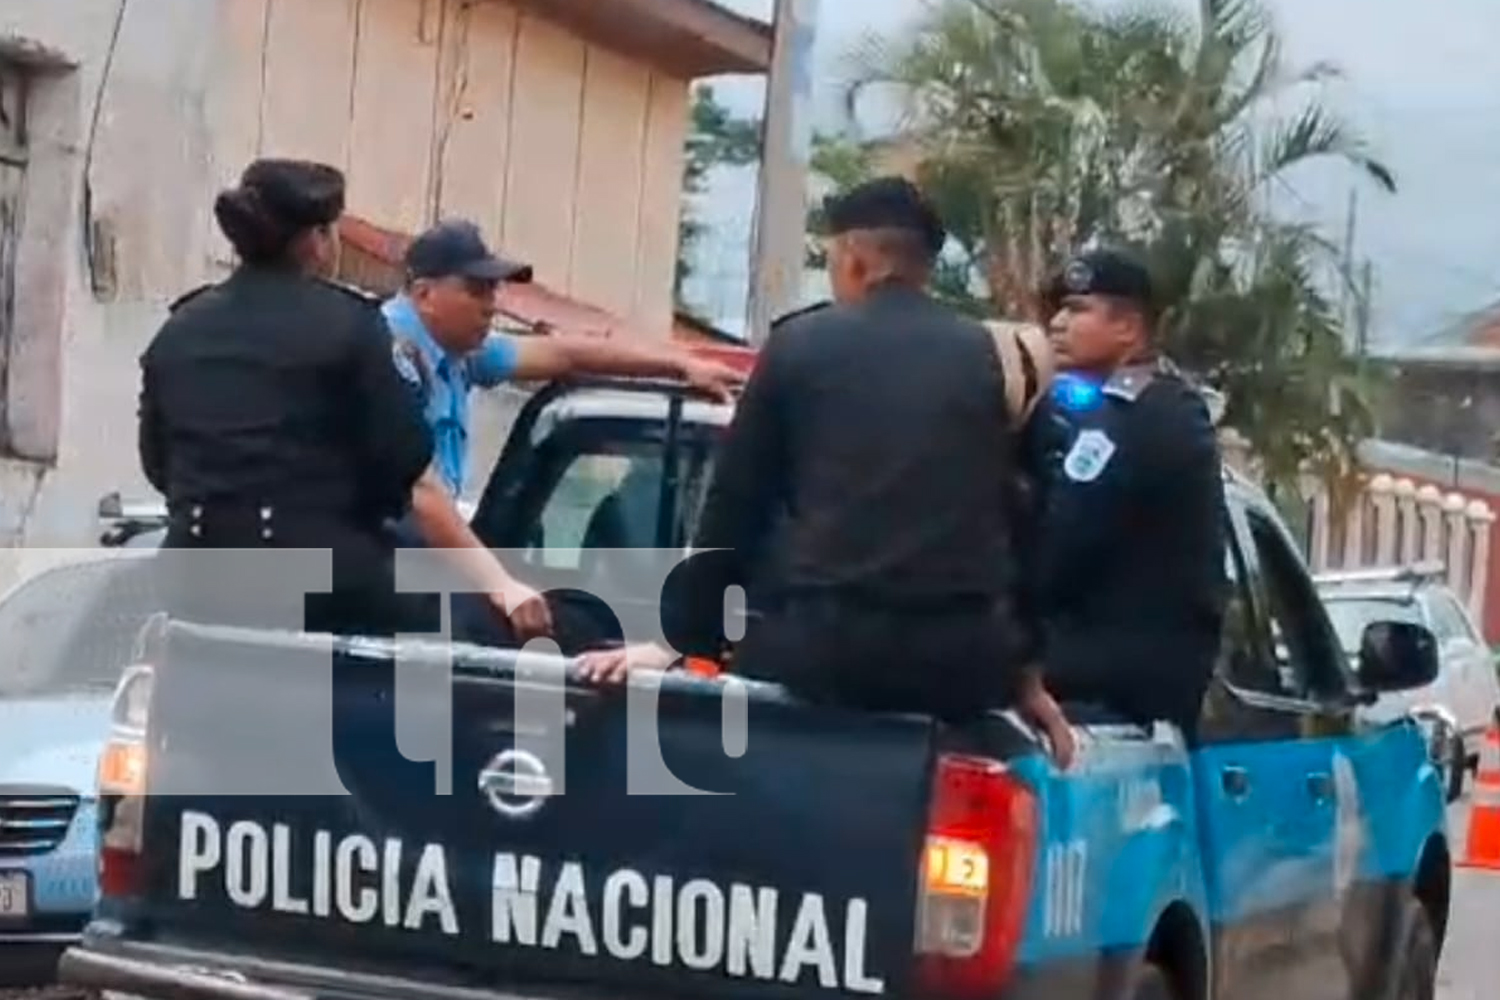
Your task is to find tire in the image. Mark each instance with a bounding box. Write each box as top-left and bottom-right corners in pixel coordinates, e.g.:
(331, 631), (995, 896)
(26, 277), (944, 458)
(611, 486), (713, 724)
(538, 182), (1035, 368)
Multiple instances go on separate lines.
(1445, 735), (1466, 803)
(1389, 897), (1439, 1000)
(1129, 963), (1178, 1000)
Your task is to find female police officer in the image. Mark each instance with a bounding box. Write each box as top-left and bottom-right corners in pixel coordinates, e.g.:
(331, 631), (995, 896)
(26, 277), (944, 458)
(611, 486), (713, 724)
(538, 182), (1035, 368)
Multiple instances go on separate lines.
(138, 158), (437, 636)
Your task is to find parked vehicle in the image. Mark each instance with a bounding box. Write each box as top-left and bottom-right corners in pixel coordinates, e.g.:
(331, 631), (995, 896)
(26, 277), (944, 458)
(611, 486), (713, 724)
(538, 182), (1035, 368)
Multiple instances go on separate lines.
(60, 374), (1450, 1000)
(1316, 561), (1500, 801)
(0, 551), (159, 984)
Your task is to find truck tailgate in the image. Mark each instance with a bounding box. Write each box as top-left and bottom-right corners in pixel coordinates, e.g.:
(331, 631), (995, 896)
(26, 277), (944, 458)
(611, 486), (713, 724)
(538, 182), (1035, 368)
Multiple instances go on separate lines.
(136, 625), (937, 999)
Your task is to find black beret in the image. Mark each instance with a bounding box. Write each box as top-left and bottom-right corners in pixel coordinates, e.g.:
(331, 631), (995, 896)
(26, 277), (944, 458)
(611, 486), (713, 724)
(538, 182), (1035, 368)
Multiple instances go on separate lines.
(819, 176), (946, 256)
(1045, 249), (1155, 312)
(239, 158), (346, 229)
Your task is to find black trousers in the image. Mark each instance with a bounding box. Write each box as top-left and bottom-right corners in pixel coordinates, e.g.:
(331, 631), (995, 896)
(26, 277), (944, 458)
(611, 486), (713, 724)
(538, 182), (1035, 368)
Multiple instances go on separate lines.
(1044, 625), (1218, 741)
(731, 594), (1031, 723)
(161, 514), (432, 638)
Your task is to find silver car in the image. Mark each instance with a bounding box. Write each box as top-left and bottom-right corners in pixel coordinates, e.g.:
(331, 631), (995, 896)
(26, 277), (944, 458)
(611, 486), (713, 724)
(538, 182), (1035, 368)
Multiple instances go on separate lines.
(1316, 562), (1500, 801)
(0, 554), (159, 985)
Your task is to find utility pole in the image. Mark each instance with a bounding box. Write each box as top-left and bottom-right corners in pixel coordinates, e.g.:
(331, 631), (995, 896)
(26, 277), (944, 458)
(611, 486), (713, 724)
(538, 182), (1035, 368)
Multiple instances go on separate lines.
(746, 0), (819, 347)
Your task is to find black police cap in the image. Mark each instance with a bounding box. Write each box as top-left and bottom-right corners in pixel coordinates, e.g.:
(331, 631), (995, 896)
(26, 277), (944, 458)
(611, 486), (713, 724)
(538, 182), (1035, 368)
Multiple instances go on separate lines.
(405, 219), (534, 284)
(1046, 249), (1155, 312)
(819, 176), (947, 256)
(238, 158), (347, 229)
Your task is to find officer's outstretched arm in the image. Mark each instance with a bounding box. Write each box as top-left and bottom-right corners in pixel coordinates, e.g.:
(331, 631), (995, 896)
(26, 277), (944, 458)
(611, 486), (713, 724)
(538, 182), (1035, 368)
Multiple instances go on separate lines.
(505, 333), (743, 401)
(408, 469), (553, 640)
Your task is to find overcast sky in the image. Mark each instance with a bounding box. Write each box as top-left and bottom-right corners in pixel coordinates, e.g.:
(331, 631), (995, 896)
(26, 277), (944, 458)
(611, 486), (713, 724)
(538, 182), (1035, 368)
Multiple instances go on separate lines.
(690, 0), (1500, 348)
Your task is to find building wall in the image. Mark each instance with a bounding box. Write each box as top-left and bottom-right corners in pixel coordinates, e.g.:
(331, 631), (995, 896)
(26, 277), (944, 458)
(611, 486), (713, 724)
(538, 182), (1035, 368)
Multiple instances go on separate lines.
(206, 0), (690, 332)
(0, 0), (692, 547)
(1375, 359), (1500, 465)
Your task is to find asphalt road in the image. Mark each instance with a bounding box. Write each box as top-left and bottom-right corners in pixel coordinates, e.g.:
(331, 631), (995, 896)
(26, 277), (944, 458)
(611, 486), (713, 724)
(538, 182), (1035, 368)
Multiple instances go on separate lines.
(5, 797), (1496, 999)
(1437, 796), (1499, 1000)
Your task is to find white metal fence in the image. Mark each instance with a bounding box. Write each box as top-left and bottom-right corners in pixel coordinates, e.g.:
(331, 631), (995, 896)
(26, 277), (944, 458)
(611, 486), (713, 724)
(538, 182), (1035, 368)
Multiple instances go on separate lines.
(1221, 429), (1497, 622)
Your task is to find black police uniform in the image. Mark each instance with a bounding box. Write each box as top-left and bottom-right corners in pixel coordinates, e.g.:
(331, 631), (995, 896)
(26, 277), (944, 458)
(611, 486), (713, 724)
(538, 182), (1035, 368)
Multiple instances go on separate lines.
(677, 179), (1040, 723)
(1027, 256), (1227, 737)
(140, 260), (433, 637)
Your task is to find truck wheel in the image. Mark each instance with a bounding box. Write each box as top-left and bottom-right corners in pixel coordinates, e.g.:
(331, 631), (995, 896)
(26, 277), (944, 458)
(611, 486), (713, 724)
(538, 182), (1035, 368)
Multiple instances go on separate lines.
(1391, 897), (1438, 1000)
(1129, 964), (1178, 1000)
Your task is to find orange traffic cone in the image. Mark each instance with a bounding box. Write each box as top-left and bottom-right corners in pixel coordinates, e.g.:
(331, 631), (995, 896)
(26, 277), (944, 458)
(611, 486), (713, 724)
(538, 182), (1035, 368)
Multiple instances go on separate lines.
(1458, 720), (1500, 871)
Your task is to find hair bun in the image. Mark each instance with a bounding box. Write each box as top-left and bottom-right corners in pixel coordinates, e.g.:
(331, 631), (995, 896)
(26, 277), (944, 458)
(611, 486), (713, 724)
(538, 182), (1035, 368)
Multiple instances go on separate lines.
(214, 185), (291, 264)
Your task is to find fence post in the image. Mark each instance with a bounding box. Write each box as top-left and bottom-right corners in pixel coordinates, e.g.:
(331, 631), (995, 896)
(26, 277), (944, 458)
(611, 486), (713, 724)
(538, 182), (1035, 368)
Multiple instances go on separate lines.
(1370, 474), (1397, 565)
(1342, 490), (1367, 569)
(1309, 481), (1332, 572)
(1467, 499), (1495, 625)
(1444, 492), (1470, 596)
(1418, 485), (1444, 562)
(1396, 478), (1420, 564)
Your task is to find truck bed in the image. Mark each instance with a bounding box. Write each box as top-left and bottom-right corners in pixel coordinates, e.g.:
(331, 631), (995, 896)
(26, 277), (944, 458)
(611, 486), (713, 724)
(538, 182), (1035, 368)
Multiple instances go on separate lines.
(104, 621), (1000, 1000)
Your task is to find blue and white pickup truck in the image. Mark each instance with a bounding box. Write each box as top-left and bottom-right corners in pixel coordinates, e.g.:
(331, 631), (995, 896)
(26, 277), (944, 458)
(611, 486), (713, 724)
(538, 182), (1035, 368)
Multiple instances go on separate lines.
(59, 372), (1452, 1000)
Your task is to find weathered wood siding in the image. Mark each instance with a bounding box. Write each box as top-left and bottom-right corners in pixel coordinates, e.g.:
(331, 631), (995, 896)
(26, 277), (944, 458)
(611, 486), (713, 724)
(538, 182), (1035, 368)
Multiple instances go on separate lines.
(206, 0), (690, 337)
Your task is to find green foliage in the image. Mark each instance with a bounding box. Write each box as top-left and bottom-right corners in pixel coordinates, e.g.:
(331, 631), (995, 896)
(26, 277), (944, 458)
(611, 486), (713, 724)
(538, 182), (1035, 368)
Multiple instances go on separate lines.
(677, 84), (762, 300)
(816, 0), (1394, 498)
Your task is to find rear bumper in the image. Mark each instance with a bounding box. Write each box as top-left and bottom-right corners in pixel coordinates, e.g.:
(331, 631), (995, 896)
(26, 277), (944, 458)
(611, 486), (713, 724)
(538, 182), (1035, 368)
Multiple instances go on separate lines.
(60, 939), (524, 1000)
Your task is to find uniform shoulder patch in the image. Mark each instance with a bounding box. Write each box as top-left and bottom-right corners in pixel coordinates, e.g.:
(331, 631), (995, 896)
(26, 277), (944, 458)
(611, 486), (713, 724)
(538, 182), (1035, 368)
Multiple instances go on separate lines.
(1063, 428), (1117, 483)
(168, 283), (217, 313)
(391, 337), (430, 395)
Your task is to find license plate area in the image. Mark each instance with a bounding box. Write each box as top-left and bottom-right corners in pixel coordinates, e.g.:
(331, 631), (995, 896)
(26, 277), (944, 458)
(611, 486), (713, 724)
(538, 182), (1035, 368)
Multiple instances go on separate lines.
(0, 869), (30, 920)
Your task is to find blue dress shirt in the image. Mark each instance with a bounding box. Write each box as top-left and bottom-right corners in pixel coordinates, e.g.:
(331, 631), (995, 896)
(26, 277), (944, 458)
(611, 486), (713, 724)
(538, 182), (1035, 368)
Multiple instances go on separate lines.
(381, 294), (520, 498)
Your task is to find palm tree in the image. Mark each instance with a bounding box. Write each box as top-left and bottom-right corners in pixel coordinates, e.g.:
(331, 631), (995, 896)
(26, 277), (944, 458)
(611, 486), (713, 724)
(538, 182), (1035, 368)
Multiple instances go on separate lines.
(828, 0), (1396, 499)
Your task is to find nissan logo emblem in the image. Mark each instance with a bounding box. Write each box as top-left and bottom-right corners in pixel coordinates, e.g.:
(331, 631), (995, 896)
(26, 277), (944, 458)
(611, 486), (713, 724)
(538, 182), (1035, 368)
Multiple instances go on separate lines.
(478, 748), (554, 819)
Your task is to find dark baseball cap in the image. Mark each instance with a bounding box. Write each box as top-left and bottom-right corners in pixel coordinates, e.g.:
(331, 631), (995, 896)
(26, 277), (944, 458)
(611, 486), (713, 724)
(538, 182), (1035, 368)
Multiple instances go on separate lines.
(1046, 249), (1155, 312)
(818, 176), (947, 257)
(404, 220), (533, 283)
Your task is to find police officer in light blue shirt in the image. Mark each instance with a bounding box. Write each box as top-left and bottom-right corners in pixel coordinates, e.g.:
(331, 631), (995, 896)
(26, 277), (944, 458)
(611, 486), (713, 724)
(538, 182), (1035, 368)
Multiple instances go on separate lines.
(381, 219), (746, 643)
(382, 224), (534, 499)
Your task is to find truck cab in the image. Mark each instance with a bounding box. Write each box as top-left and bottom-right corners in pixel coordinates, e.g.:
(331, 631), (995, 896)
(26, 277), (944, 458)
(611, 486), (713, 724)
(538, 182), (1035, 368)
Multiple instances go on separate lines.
(60, 375), (1451, 1000)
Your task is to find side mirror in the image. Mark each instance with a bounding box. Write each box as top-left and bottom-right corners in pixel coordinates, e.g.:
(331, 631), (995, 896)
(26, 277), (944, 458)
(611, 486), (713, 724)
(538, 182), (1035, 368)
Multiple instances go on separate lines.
(1358, 621), (1440, 694)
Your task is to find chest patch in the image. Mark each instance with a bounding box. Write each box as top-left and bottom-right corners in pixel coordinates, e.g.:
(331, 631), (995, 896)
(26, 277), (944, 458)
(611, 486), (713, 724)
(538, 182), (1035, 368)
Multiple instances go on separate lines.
(1063, 429), (1116, 483)
(392, 339), (432, 397)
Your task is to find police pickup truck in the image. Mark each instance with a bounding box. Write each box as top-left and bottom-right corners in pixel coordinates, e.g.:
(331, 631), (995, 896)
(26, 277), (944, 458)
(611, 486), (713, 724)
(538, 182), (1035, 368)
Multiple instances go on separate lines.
(61, 367), (1453, 1000)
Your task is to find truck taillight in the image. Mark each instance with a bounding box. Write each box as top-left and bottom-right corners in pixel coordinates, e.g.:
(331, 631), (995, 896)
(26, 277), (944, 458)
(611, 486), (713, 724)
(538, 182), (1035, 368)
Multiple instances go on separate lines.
(915, 754), (1038, 998)
(97, 662), (155, 899)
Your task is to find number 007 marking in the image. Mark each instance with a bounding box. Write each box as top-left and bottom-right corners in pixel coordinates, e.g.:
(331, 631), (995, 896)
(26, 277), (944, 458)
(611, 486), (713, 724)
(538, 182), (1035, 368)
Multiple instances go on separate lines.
(1044, 841), (1087, 938)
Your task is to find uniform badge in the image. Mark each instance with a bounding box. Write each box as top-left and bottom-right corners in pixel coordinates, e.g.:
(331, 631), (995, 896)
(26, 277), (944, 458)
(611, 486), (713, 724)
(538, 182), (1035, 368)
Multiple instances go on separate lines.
(1062, 429), (1116, 482)
(391, 339), (424, 390)
(1062, 259), (1093, 293)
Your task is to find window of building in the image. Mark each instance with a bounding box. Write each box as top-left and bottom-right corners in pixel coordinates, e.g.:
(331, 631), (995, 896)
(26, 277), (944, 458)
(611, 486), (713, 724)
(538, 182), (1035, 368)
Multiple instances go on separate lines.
(0, 42), (78, 468)
(0, 60), (27, 443)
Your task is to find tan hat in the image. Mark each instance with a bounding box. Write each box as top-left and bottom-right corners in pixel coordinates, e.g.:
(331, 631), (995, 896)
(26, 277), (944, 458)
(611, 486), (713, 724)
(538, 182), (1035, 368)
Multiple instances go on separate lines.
(983, 320), (1056, 423)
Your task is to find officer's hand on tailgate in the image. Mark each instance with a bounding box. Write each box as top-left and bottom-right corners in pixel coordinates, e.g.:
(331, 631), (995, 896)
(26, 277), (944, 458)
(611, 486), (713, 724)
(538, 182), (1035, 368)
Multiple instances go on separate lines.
(576, 643), (676, 686)
(679, 357), (745, 403)
(492, 580), (553, 642)
(1019, 679), (1078, 771)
